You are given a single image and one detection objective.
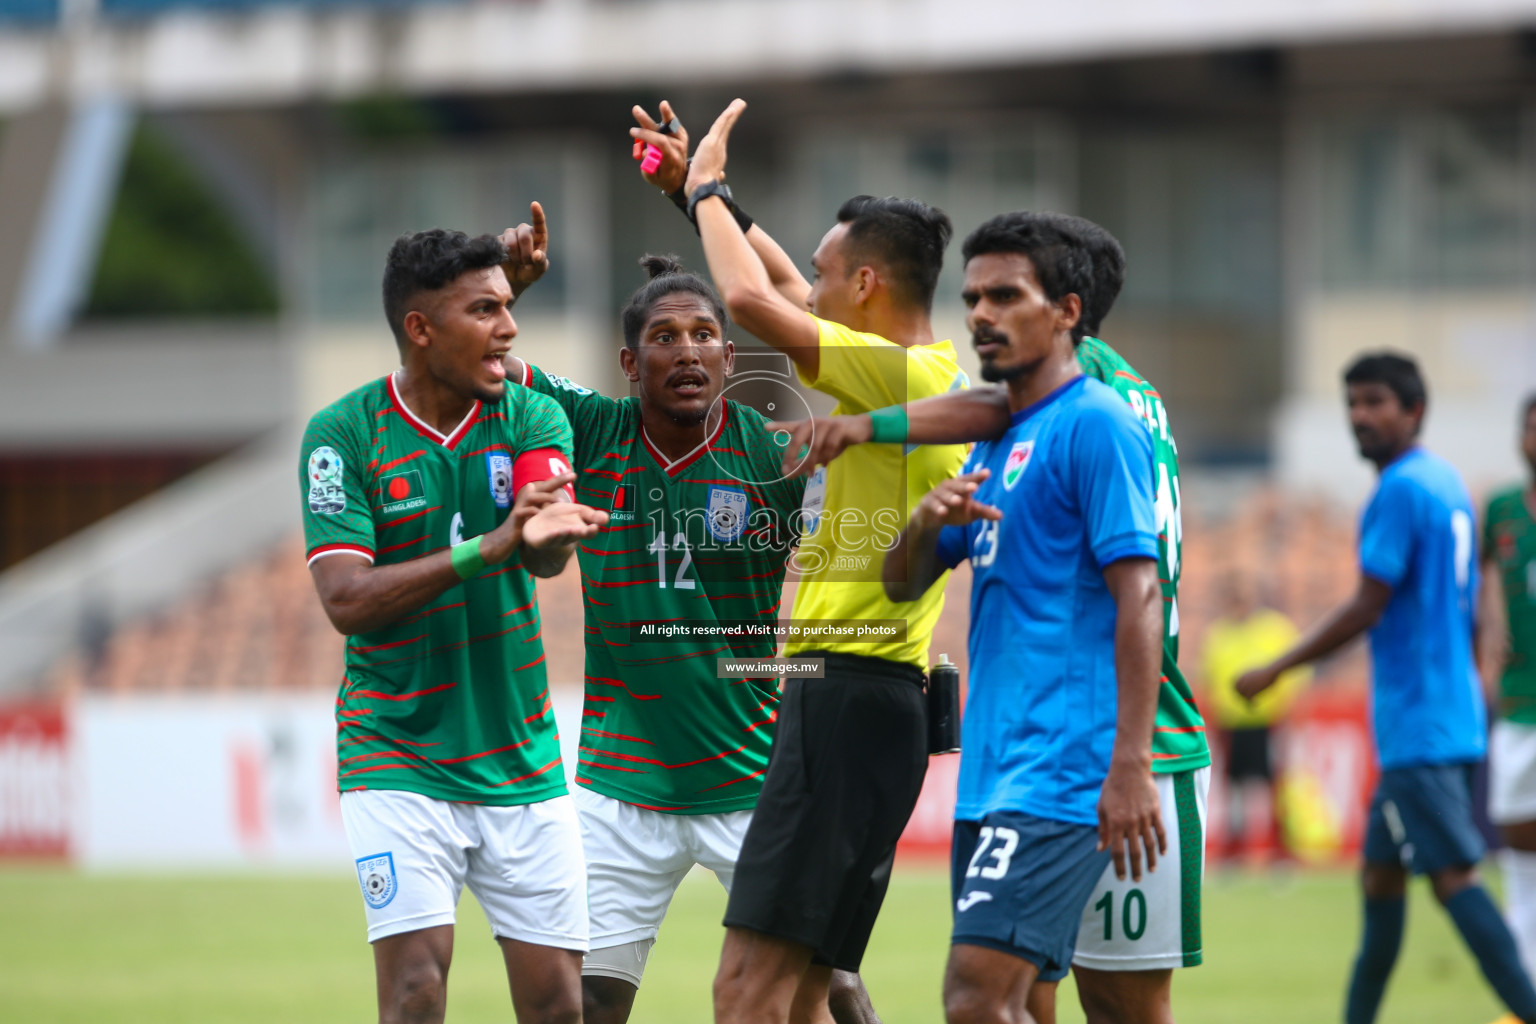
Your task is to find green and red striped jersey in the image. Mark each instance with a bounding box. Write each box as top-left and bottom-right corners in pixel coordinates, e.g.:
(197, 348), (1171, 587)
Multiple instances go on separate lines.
(1485, 486), (1536, 724)
(300, 371), (575, 805)
(1076, 337), (1210, 773)
(520, 362), (806, 813)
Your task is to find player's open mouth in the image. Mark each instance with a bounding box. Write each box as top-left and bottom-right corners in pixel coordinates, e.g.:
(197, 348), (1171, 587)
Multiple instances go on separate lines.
(670, 374), (707, 396)
(483, 355), (507, 380)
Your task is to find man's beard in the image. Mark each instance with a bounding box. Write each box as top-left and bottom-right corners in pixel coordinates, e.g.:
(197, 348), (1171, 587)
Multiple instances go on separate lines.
(977, 348), (1044, 384)
(974, 329), (1038, 383)
(668, 404), (712, 427)
(470, 378), (508, 404)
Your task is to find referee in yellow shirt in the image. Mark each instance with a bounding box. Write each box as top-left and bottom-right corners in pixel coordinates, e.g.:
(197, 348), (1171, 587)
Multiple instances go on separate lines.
(632, 100), (966, 1024)
(1202, 571), (1309, 860)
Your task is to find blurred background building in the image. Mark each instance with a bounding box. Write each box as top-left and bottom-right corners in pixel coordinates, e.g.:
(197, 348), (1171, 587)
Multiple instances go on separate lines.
(0, 0), (1531, 864)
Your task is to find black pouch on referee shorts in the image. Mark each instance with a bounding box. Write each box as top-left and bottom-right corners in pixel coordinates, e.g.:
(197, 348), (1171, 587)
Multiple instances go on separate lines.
(925, 654), (962, 755)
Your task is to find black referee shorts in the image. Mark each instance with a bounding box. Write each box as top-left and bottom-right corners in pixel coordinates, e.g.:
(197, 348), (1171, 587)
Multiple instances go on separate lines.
(723, 651), (928, 972)
(1226, 726), (1273, 782)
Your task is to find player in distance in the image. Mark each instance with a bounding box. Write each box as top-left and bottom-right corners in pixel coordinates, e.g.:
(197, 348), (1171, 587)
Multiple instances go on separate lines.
(1236, 353), (1536, 1024)
(301, 227), (608, 1024)
(495, 215), (815, 1023)
(772, 213), (1208, 1024)
(1483, 394), (1536, 998)
(882, 211), (1165, 1024)
(630, 100), (967, 1024)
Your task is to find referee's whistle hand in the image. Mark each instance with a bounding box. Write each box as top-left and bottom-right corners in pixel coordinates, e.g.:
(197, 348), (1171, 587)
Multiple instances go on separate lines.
(630, 101), (690, 194)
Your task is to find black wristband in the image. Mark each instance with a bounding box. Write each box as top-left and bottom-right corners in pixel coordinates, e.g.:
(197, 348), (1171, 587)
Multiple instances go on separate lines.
(665, 157), (693, 215)
(727, 199), (754, 234)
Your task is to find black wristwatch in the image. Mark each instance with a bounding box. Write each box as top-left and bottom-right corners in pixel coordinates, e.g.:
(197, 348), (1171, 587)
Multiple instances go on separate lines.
(687, 180), (735, 223)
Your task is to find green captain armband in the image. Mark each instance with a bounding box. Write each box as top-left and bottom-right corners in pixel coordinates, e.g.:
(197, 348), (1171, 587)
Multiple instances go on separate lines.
(450, 537), (488, 580)
(867, 405), (909, 444)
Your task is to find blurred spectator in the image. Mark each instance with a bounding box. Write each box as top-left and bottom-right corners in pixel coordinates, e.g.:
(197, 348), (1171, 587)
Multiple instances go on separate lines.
(1203, 571), (1311, 862)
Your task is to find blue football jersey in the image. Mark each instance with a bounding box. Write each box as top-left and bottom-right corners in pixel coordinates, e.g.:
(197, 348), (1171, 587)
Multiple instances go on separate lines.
(935, 376), (1159, 826)
(1358, 446), (1486, 769)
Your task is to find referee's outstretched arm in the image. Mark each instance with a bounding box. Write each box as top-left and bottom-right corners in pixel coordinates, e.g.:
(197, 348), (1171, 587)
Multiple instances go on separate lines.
(685, 101), (825, 378)
(770, 388), (1014, 478)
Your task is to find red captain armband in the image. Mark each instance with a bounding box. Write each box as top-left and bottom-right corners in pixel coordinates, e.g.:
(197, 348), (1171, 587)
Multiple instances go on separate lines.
(512, 448), (575, 501)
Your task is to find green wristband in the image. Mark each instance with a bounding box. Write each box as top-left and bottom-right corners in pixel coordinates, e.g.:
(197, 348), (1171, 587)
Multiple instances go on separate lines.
(867, 405), (909, 444)
(450, 537), (487, 580)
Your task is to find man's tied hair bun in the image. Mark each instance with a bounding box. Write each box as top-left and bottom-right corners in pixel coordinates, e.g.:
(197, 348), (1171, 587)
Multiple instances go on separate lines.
(640, 253), (688, 279)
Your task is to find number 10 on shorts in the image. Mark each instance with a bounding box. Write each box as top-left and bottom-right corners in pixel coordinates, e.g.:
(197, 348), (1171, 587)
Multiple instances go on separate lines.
(1094, 887), (1147, 942)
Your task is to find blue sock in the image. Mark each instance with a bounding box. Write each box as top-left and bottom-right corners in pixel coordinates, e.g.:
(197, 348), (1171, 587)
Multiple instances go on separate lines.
(1345, 896), (1404, 1024)
(1445, 885), (1536, 1022)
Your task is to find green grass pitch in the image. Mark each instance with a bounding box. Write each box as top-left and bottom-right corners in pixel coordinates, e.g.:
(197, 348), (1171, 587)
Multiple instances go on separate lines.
(0, 863), (1505, 1022)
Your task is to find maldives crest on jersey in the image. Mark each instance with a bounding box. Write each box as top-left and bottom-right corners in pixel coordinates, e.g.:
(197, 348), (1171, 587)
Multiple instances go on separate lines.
(1002, 440), (1034, 491)
(356, 852), (397, 909)
(307, 446), (347, 515)
(707, 486), (749, 543)
(486, 451), (513, 508)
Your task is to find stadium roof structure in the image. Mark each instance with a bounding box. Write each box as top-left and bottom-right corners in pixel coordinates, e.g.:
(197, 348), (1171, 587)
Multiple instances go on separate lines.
(6, 0), (1536, 113)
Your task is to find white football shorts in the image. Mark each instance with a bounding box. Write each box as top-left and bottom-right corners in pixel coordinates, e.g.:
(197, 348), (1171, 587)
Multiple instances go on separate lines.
(574, 786), (750, 959)
(340, 788), (588, 949)
(1491, 720), (1536, 826)
(1071, 766), (1209, 972)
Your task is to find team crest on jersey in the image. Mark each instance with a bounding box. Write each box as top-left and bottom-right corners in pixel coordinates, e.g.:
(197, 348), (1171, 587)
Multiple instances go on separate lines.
(486, 452), (513, 508)
(307, 446), (347, 515)
(1002, 441), (1034, 490)
(380, 469), (427, 515)
(707, 486), (749, 542)
(355, 852), (397, 909)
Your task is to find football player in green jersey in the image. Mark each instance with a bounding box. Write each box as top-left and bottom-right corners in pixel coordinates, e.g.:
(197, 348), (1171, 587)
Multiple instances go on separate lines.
(301, 226), (608, 1024)
(1483, 393), (1536, 983)
(499, 237), (817, 1024)
(772, 214), (1210, 1024)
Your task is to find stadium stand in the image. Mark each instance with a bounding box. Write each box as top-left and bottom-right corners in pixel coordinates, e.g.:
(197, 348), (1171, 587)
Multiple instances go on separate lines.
(27, 487), (1369, 699)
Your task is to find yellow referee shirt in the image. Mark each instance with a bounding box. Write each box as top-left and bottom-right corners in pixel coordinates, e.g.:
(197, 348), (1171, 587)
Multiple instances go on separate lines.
(1202, 608), (1311, 730)
(785, 315), (969, 669)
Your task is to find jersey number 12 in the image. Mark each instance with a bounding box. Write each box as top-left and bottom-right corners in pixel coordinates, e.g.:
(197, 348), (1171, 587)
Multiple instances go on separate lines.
(650, 532), (696, 590)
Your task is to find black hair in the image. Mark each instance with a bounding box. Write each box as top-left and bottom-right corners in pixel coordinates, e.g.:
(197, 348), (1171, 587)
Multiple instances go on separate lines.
(1342, 351), (1428, 415)
(1038, 213), (1125, 337)
(961, 212), (1094, 341)
(382, 229), (506, 347)
(834, 196), (953, 312)
(619, 254), (728, 349)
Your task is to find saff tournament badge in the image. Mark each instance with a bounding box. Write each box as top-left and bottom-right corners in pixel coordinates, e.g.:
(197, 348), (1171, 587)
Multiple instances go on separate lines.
(307, 446), (347, 515)
(355, 852), (397, 909)
(1002, 440), (1034, 491)
(707, 486), (748, 542)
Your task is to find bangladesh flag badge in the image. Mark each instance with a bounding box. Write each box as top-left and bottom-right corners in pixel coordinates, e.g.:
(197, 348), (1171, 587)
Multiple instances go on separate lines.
(380, 469), (427, 513)
(1002, 440), (1034, 491)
